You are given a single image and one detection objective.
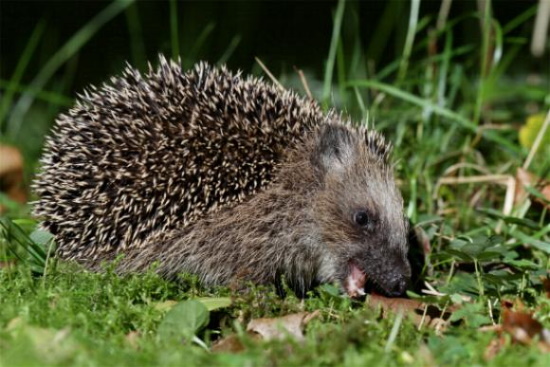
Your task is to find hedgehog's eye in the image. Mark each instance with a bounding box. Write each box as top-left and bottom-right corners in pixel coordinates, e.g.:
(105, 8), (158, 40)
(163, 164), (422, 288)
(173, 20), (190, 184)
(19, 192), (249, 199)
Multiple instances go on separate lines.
(353, 210), (370, 228)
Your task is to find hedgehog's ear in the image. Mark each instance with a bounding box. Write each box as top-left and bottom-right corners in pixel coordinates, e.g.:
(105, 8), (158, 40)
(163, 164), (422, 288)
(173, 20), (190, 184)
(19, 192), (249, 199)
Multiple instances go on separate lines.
(312, 124), (356, 176)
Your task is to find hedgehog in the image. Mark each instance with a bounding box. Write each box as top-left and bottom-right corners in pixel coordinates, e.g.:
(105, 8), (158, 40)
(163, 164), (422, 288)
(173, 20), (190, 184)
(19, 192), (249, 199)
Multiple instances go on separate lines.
(33, 56), (411, 297)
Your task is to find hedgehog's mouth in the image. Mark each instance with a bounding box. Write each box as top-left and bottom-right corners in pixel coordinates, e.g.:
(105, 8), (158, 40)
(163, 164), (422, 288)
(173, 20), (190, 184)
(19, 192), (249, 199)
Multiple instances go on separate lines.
(344, 260), (367, 298)
(344, 259), (411, 298)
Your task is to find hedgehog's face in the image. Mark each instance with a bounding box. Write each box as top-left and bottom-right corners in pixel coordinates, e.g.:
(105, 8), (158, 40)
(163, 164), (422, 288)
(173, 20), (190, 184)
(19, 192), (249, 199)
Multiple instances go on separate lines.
(311, 123), (411, 297)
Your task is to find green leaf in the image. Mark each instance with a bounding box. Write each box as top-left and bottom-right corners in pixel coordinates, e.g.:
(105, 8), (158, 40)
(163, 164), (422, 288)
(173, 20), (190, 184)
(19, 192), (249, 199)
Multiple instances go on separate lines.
(29, 229), (55, 247)
(415, 214), (444, 227)
(450, 294), (465, 305)
(0, 217), (47, 271)
(447, 236), (507, 261)
(443, 248), (474, 262)
(318, 283), (342, 297)
(511, 230), (550, 254)
(448, 302), (491, 328)
(524, 185), (550, 204)
(502, 217), (541, 230)
(441, 273), (479, 295)
(503, 259), (540, 270)
(449, 238), (469, 250)
(477, 208), (541, 230)
(195, 297), (232, 311)
(475, 251), (503, 261)
(157, 300), (209, 343)
(461, 243), (485, 257)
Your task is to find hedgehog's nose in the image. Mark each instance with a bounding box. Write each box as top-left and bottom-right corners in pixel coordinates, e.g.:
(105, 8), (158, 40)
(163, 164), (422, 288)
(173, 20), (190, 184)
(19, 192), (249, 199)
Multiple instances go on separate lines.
(387, 275), (409, 297)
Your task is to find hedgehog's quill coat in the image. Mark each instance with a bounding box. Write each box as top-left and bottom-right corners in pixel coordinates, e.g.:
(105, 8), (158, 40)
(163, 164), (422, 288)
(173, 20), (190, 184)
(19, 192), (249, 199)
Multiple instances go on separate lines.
(34, 57), (411, 297)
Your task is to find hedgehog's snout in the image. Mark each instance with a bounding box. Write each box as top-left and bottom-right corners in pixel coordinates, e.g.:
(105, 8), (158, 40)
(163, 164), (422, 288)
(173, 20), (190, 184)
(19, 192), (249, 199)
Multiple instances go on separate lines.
(386, 274), (409, 297)
(368, 252), (411, 297)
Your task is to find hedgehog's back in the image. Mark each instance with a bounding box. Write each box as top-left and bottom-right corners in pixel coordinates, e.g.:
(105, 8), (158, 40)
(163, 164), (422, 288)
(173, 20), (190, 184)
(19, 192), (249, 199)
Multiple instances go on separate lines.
(33, 57), (325, 262)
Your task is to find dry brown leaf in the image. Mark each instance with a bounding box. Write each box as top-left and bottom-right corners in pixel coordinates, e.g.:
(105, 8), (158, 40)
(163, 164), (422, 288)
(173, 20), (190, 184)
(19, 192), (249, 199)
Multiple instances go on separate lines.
(483, 302), (550, 355)
(415, 226), (432, 255)
(0, 145), (23, 176)
(479, 325), (502, 333)
(211, 334), (247, 353)
(483, 335), (506, 361)
(366, 294), (453, 332)
(125, 330), (140, 350)
(0, 259), (16, 269)
(246, 311), (320, 342)
(502, 308), (545, 343)
(0, 144), (26, 212)
(213, 311), (320, 354)
(542, 277), (550, 299)
(515, 167), (550, 209)
(482, 299), (550, 360)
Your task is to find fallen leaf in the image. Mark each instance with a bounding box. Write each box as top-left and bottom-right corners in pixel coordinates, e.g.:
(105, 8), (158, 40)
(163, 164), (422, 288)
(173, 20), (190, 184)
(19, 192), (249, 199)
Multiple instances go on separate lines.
(515, 167), (550, 209)
(0, 144), (26, 213)
(125, 330), (140, 350)
(246, 311), (320, 342)
(0, 145), (23, 179)
(0, 259), (16, 269)
(502, 308), (543, 344)
(213, 311), (320, 354)
(485, 301), (550, 354)
(211, 334), (247, 353)
(482, 298), (550, 360)
(483, 335), (506, 361)
(415, 226), (432, 255)
(542, 277), (550, 298)
(366, 294), (453, 332)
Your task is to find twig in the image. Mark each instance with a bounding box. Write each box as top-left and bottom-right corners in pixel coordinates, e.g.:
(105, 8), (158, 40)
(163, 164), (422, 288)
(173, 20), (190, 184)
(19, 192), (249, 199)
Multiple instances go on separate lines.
(294, 66), (313, 99)
(254, 57), (285, 92)
(441, 162), (492, 176)
(435, 174), (516, 218)
(437, 0), (453, 31)
(423, 281), (446, 296)
(531, 0), (550, 57)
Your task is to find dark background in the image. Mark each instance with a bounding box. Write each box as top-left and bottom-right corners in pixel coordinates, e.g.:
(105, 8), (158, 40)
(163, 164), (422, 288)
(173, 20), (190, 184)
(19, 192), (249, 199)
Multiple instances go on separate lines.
(1, 0), (542, 93)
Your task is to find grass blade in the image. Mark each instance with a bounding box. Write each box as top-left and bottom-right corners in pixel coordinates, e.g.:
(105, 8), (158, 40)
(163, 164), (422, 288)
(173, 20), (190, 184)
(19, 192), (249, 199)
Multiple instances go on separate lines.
(0, 217), (47, 271)
(124, 2), (146, 69)
(217, 35), (242, 65)
(348, 79), (520, 153)
(0, 80), (72, 106)
(397, 0), (421, 83)
(6, 0), (134, 139)
(322, 0), (346, 107)
(169, 0), (180, 58)
(0, 20), (46, 130)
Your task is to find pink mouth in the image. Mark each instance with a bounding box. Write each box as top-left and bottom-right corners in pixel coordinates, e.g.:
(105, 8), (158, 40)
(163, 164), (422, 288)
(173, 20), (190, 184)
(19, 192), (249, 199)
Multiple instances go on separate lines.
(345, 261), (367, 298)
